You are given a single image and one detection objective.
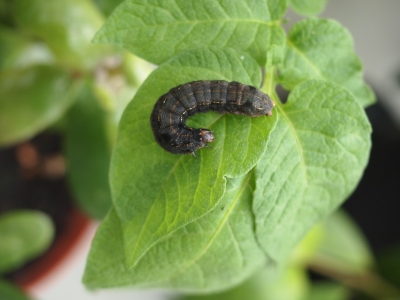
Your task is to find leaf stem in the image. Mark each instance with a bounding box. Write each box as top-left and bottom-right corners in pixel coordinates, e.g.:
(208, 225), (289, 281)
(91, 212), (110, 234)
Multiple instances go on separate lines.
(309, 261), (400, 299)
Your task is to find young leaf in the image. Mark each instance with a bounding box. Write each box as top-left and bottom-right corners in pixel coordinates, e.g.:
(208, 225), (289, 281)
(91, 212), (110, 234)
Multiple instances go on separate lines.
(0, 65), (82, 146)
(0, 210), (54, 274)
(65, 83), (113, 220)
(109, 48), (277, 268)
(278, 18), (375, 107)
(84, 174), (268, 291)
(94, 0), (288, 65)
(254, 80), (371, 263)
(288, 0), (327, 16)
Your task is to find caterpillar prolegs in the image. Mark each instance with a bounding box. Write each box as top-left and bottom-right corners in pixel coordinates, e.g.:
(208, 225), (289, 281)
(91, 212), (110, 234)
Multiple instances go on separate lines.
(150, 80), (275, 156)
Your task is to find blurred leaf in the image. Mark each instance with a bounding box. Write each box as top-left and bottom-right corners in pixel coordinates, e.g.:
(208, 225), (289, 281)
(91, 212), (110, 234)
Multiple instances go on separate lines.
(94, 0), (288, 65)
(288, 0), (327, 16)
(177, 266), (308, 300)
(308, 282), (350, 300)
(312, 210), (374, 274)
(92, 0), (125, 17)
(290, 223), (324, 265)
(0, 26), (54, 71)
(0, 280), (29, 300)
(254, 80), (371, 263)
(0, 65), (82, 146)
(65, 83), (112, 220)
(278, 19), (375, 107)
(10, 0), (107, 69)
(377, 245), (400, 288)
(84, 175), (268, 292)
(0, 210), (54, 274)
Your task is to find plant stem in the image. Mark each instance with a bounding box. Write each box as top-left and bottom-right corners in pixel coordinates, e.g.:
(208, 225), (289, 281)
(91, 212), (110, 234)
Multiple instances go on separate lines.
(309, 262), (400, 299)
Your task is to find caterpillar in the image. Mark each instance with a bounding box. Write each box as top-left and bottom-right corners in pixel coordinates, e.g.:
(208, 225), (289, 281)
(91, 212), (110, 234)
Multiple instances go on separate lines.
(150, 80), (274, 156)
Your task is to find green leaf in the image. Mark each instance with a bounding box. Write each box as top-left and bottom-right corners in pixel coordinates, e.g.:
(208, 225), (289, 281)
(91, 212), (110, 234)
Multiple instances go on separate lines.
(308, 282), (350, 300)
(253, 80), (371, 263)
(0, 280), (30, 300)
(288, 0), (327, 16)
(0, 65), (82, 146)
(0, 26), (54, 71)
(312, 210), (374, 274)
(10, 0), (107, 69)
(94, 0), (288, 65)
(92, 0), (125, 17)
(177, 266), (308, 300)
(109, 47), (277, 268)
(0, 210), (54, 274)
(377, 245), (400, 288)
(84, 174), (267, 291)
(65, 83), (113, 220)
(278, 18), (375, 107)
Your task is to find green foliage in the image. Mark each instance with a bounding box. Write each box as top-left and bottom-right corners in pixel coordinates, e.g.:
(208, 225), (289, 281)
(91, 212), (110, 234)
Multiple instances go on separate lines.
(0, 210), (54, 274)
(108, 47), (277, 269)
(9, 0), (107, 69)
(92, 0), (125, 17)
(313, 210), (374, 274)
(65, 83), (113, 219)
(0, 0), (380, 297)
(0, 65), (82, 146)
(0, 280), (29, 300)
(84, 0), (373, 293)
(288, 0), (327, 16)
(308, 282), (350, 300)
(254, 81), (371, 262)
(93, 0), (287, 65)
(377, 245), (400, 289)
(278, 18), (375, 107)
(84, 174), (268, 290)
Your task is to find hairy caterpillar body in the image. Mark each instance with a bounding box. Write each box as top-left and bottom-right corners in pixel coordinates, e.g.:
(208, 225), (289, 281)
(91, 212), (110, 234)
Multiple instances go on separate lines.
(150, 80), (274, 156)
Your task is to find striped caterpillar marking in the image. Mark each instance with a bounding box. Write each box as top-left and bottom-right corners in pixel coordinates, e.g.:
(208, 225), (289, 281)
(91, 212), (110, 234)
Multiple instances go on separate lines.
(150, 80), (274, 156)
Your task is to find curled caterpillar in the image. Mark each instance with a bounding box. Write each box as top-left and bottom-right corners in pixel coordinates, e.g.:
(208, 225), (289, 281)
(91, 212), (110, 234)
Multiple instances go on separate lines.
(150, 80), (274, 156)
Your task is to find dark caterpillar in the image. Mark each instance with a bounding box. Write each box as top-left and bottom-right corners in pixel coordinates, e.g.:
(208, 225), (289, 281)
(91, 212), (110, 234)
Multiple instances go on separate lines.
(150, 80), (274, 156)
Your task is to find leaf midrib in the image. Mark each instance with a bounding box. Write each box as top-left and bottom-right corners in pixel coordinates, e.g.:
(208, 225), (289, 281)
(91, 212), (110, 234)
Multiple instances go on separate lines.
(164, 173), (252, 281)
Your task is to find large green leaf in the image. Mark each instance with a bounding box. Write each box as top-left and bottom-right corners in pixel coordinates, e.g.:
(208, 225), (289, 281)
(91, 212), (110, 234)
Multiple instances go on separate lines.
(109, 48), (277, 268)
(65, 83), (113, 220)
(254, 80), (371, 263)
(278, 19), (375, 107)
(10, 0), (107, 69)
(0, 65), (81, 146)
(94, 0), (288, 65)
(84, 174), (267, 291)
(0, 210), (54, 274)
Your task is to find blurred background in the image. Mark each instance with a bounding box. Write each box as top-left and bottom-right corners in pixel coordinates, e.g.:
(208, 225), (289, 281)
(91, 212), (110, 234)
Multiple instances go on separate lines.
(0, 0), (399, 299)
